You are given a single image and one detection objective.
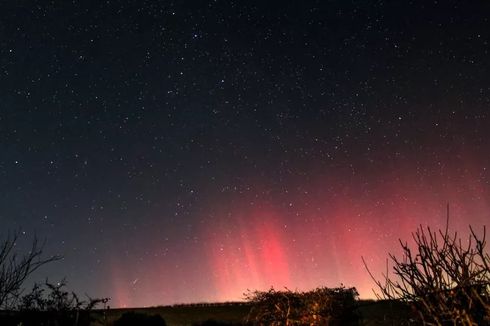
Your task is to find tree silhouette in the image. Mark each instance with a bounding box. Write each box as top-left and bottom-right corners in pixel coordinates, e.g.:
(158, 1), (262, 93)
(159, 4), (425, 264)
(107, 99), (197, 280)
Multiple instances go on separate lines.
(363, 213), (490, 325)
(0, 231), (60, 309)
(245, 286), (359, 325)
(15, 279), (109, 326)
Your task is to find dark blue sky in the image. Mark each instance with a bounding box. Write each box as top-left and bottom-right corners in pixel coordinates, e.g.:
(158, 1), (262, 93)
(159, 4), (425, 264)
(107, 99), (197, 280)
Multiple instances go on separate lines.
(1, 0), (490, 307)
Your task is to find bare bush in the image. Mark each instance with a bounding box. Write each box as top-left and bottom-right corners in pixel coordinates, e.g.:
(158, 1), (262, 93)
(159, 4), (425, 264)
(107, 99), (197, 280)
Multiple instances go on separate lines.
(363, 216), (490, 325)
(19, 279), (109, 312)
(244, 286), (359, 325)
(0, 231), (60, 309)
(16, 279), (110, 326)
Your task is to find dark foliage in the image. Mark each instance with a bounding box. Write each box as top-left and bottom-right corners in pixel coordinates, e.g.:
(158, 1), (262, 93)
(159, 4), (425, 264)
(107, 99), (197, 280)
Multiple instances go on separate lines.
(18, 279), (109, 312)
(8, 279), (109, 326)
(193, 319), (241, 326)
(114, 311), (167, 326)
(245, 286), (359, 325)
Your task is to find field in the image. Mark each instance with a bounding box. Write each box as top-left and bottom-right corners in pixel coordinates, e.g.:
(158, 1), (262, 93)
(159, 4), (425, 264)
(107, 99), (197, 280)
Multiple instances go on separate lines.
(90, 303), (252, 326)
(87, 300), (415, 326)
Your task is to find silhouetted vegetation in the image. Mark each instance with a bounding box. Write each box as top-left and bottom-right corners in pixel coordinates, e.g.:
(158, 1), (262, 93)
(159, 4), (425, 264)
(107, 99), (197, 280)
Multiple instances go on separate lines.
(364, 216), (490, 325)
(114, 311), (167, 326)
(244, 285), (359, 325)
(19, 279), (109, 311)
(0, 231), (110, 325)
(192, 319), (239, 326)
(3, 279), (110, 326)
(0, 231), (60, 309)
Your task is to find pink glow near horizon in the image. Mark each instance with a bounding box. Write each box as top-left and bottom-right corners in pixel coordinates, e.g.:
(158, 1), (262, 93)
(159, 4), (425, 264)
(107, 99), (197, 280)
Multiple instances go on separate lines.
(108, 162), (490, 307)
(200, 165), (490, 303)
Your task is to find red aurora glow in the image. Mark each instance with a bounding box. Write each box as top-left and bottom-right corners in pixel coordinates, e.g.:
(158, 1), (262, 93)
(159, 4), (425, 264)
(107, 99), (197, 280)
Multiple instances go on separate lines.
(107, 158), (490, 307)
(200, 160), (490, 303)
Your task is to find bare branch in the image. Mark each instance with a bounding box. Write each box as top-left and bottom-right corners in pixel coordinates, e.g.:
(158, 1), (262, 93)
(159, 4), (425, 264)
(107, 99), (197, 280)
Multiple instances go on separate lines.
(0, 230), (61, 309)
(364, 218), (490, 325)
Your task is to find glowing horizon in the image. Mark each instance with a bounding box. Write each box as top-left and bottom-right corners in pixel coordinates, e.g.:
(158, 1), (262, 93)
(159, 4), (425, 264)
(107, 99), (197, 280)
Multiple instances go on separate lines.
(105, 158), (490, 307)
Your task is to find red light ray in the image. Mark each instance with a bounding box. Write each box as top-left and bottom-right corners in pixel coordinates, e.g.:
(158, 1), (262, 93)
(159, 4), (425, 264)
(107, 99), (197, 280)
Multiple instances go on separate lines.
(200, 160), (490, 302)
(105, 150), (490, 306)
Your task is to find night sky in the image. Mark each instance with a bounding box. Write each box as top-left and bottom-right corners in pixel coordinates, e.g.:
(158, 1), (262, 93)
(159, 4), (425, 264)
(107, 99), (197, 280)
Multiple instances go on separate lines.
(1, 1), (490, 308)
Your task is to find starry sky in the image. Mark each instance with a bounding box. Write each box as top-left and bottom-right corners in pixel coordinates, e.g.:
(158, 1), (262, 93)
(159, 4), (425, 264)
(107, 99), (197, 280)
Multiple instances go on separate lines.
(1, 0), (490, 308)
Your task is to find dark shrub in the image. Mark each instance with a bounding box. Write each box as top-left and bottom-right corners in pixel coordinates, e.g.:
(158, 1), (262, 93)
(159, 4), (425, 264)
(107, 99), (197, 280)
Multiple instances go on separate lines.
(193, 319), (236, 326)
(363, 218), (490, 325)
(114, 311), (167, 326)
(14, 280), (108, 326)
(245, 286), (359, 325)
